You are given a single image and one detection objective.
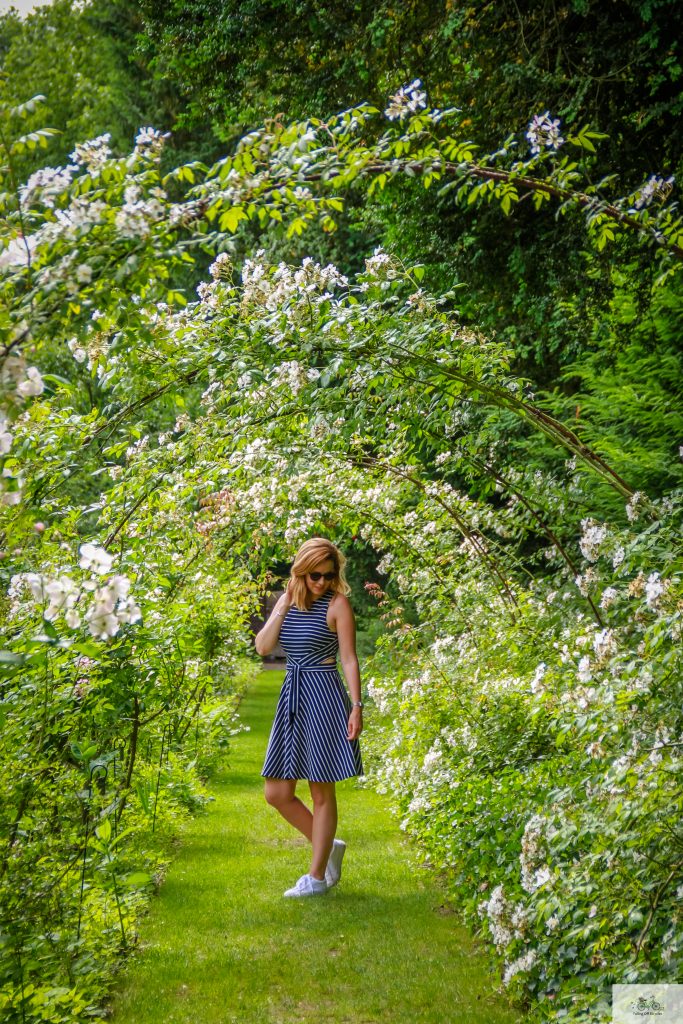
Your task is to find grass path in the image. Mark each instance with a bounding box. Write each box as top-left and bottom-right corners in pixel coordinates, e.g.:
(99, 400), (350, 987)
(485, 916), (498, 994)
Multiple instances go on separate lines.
(106, 670), (526, 1024)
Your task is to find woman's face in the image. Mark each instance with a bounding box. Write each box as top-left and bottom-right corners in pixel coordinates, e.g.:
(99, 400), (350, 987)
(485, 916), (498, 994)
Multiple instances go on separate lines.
(304, 557), (336, 598)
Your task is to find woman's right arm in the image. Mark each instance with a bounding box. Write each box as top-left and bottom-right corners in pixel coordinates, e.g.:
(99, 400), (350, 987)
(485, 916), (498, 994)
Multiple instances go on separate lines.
(254, 583), (294, 656)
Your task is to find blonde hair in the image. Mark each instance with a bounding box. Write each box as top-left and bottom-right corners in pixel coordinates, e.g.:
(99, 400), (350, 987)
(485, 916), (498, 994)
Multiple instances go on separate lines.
(288, 537), (351, 611)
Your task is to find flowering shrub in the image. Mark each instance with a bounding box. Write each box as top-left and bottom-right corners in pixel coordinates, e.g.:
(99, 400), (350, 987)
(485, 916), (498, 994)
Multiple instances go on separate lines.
(9, 543), (141, 637)
(361, 494), (682, 1021)
(1, 529), (259, 1021)
(0, 101), (263, 1017)
(1, 84), (681, 1022)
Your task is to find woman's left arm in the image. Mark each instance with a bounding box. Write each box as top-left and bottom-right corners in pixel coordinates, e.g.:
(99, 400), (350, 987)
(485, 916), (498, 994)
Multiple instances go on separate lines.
(333, 595), (363, 740)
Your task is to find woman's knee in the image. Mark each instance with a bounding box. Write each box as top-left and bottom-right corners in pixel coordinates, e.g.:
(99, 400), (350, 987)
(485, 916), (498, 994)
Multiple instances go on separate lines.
(309, 780), (336, 807)
(264, 779), (294, 807)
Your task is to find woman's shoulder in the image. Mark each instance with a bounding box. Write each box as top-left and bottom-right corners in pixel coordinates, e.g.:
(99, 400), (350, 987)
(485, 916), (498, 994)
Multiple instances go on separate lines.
(328, 590), (353, 614)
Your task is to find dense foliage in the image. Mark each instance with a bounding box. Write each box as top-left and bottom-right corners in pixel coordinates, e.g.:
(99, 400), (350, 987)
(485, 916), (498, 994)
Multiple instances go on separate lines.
(136, 0), (683, 168)
(0, 95), (264, 1021)
(1, 3), (682, 1021)
(4, 0), (683, 377)
(134, 0), (683, 379)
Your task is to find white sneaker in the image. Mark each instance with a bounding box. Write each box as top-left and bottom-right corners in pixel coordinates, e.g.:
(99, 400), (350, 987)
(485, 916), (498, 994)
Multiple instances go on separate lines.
(283, 873), (328, 898)
(324, 839), (346, 888)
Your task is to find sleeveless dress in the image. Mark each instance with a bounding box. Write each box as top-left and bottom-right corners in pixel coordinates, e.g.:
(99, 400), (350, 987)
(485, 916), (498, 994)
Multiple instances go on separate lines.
(261, 589), (364, 783)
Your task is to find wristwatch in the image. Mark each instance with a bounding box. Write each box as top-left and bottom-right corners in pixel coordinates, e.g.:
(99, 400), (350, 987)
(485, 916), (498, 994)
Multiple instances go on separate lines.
(352, 700), (364, 708)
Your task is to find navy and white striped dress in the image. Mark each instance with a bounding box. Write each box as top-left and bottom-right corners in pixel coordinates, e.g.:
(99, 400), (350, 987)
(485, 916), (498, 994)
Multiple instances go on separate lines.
(261, 589), (364, 783)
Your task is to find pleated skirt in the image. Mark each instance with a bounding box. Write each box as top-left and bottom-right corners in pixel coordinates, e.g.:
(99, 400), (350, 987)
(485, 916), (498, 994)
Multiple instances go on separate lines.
(261, 667), (364, 782)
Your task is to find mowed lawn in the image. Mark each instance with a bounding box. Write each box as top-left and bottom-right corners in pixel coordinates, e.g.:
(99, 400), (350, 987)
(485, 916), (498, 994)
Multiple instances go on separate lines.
(106, 669), (527, 1024)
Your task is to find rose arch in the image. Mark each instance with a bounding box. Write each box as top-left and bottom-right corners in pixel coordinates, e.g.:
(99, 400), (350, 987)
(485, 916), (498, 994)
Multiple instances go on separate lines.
(1, 90), (681, 1021)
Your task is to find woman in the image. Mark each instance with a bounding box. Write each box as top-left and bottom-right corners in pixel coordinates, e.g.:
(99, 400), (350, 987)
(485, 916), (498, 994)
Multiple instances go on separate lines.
(256, 537), (364, 898)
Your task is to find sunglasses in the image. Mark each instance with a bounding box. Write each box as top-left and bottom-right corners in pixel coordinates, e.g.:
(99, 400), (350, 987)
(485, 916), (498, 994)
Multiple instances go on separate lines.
(308, 571), (336, 581)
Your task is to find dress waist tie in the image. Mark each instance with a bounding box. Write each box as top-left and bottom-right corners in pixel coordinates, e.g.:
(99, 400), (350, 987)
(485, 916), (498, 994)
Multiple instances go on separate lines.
(285, 661), (339, 720)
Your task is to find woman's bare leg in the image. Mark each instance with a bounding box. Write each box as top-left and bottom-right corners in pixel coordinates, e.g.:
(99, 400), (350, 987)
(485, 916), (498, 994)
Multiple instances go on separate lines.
(308, 780), (337, 881)
(264, 777), (313, 839)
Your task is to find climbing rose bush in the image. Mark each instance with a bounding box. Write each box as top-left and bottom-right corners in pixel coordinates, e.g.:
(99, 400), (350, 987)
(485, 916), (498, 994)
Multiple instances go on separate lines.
(8, 544), (141, 638)
(360, 494), (682, 1022)
(1, 93), (681, 1022)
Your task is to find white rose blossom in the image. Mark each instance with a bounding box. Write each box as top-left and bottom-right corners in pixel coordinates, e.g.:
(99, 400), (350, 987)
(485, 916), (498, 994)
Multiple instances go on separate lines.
(645, 571), (666, 610)
(577, 655), (592, 683)
(503, 948), (538, 986)
(625, 491), (647, 522)
(633, 174), (674, 210)
(579, 518), (608, 562)
(8, 558), (140, 640)
(70, 133), (113, 171)
(384, 79), (427, 121)
(18, 165), (77, 208)
(593, 628), (617, 660)
(526, 112), (564, 155)
(530, 662), (547, 695)
(0, 412), (13, 454)
(78, 542), (114, 575)
(16, 366), (45, 398)
(599, 586), (618, 609)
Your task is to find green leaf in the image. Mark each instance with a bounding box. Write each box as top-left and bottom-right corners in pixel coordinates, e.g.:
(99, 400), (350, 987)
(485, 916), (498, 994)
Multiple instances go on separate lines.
(38, 620), (60, 640)
(286, 217), (307, 237)
(9, 95), (47, 118)
(219, 206), (248, 232)
(96, 818), (112, 843)
(122, 871), (153, 887)
(70, 737), (99, 764)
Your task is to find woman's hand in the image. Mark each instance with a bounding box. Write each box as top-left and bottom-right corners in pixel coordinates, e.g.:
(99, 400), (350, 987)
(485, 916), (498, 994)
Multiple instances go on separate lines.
(277, 579), (295, 612)
(347, 707), (363, 741)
